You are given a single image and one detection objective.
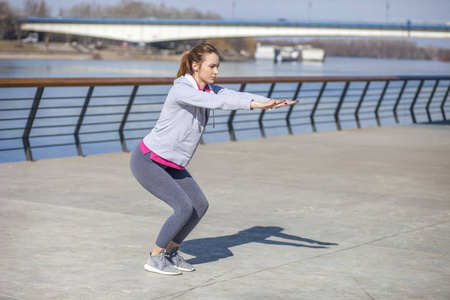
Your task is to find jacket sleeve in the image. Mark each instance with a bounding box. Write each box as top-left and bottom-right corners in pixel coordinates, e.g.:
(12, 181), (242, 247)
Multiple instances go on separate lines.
(212, 85), (270, 103)
(172, 84), (269, 111)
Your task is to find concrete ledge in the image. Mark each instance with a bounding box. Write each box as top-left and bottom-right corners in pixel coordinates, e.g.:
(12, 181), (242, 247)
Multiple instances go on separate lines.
(1, 125), (449, 299)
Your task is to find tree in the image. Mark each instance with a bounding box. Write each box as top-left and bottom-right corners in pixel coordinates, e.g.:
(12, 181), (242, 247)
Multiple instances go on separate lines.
(63, 0), (222, 19)
(37, 0), (50, 17)
(24, 0), (50, 17)
(0, 1), (15, 39)
(67, 3), (94, 18)
(105, 0), (154, 18)
(24, 0), (38, 16)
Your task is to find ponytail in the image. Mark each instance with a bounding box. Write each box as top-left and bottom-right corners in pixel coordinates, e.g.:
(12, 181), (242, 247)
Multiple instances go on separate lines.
(176, 43), (219, 78)
(177, 51), (191, 78)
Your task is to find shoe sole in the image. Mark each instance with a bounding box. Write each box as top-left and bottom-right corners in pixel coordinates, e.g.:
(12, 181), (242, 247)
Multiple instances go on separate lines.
(176, 266), (195, 272)
(144, 264), (181, 275)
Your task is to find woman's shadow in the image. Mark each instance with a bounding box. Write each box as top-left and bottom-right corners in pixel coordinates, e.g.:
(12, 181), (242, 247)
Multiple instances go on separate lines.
(181, 226), (338, 265)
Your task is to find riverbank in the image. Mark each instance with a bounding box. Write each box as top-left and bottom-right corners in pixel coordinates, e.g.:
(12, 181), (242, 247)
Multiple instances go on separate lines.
(0, 41), (249, 62)
(2, 40), (448, 63)
(0, 41), (182, 61)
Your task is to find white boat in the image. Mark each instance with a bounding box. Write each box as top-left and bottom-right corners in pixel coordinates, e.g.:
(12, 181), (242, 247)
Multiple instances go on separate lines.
(254, 43), (277, 60)
(255, 43), (298, 62)
(276, 46), (299, 62)
(255, 43), (325, 62)
(298, 45), (326, 62)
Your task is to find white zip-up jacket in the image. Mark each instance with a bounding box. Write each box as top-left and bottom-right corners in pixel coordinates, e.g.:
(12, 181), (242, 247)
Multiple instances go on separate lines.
(142, 74), (269, 167)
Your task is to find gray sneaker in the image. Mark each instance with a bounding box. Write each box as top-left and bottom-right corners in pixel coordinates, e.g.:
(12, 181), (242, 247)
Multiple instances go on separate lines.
(144, 250), (181, 275)
(166, 247), (195, 272)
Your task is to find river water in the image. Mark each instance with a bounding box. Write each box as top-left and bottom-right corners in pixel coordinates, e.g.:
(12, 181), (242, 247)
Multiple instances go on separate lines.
(0, 56), (449, 78)
(0, 56), (448, 163)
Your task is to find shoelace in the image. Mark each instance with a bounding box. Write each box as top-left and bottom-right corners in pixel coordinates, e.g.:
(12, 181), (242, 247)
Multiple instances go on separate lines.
(168, 251), (179, 261)
(166, 250), (183, 264)
(157, 250), (173, 268)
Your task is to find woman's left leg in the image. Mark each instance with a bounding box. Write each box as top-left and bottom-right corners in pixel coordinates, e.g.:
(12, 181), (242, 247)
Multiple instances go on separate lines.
(166, 167), (209, 246)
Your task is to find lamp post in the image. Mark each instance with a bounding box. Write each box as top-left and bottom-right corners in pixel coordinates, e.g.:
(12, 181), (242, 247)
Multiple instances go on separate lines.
(386, 1), (390, 23)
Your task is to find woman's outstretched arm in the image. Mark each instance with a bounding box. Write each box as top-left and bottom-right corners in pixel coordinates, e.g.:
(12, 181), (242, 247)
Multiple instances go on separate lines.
(251, 99), (299, 110)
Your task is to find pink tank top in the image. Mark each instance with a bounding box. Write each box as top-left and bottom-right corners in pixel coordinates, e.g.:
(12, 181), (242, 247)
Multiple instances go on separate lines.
(140, 140), (184, 170)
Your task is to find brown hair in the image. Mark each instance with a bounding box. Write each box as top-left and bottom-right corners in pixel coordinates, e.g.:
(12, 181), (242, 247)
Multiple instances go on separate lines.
(176, 43), (219, 78)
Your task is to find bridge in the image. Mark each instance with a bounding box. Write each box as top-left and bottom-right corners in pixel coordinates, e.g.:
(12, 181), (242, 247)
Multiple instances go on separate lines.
(18, 17), (450, 43)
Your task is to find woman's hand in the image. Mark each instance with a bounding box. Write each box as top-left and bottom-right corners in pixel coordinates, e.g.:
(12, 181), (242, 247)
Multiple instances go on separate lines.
(251, 99), (299, 110)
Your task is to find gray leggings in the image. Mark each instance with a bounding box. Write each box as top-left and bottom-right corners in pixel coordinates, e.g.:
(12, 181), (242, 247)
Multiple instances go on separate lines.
(130, 145), (209, 249)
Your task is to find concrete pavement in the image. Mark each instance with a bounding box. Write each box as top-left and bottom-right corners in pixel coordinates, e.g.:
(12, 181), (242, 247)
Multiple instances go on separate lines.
(1, 124), (449, 299)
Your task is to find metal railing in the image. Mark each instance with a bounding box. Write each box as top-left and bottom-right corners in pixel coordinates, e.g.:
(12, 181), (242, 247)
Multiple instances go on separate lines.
(0, 75), (449, 162)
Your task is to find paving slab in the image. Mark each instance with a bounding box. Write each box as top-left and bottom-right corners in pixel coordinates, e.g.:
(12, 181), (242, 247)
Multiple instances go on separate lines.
(0, 124), (449, 299)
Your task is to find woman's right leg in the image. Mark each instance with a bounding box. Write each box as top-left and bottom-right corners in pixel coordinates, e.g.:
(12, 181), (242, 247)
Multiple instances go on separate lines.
(130, 146), (195, 251)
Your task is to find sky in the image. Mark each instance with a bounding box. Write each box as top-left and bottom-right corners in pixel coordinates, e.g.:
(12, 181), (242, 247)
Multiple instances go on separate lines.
(9, 0), (450, 23)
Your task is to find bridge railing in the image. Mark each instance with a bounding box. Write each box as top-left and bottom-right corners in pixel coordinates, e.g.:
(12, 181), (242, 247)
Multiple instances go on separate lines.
(0, 75), (449, 162)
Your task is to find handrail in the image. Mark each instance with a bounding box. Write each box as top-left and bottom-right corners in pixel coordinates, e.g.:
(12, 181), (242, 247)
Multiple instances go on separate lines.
(1, 75), (449, 162)
(1, 75), (449, 88)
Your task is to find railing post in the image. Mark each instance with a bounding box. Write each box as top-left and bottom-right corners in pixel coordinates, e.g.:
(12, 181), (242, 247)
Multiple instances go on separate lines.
(410, 80), (424, 123)
(374, 81), (389, 126)
(286, 82), (302, 135)
(22, 87), (44, 161)
(425, 80), (439, 123)
(258, 83), (275, 138)
(393, 80), (407, 123)
(334, 81), (350, 130)
(119, 85), (139, 152)
(74, 86), (94, 156)
(440, 83), (450, 121)
(355, 81), (369, 129)
(228, 83), (246, 141)
(310, 82), (327, 132)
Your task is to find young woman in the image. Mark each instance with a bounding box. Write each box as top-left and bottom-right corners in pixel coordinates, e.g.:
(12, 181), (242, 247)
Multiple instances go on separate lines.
(130, 43), (298, 275)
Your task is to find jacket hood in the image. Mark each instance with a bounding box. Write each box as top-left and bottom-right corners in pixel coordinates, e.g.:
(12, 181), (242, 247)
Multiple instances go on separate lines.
(174, 74), (196, 89)
(173, 75), (190, 85)
(174, 74), (213, 92)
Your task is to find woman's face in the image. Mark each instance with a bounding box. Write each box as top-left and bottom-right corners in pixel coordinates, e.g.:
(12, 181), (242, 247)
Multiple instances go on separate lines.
(193, 53), (220, 88)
